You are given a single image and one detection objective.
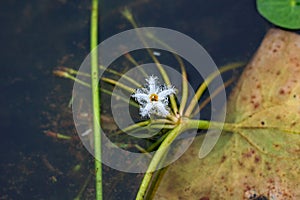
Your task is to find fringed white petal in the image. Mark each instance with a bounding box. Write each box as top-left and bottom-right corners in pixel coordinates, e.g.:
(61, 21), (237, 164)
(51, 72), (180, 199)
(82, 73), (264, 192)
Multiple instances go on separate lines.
(140, 102), (154, 117)
(146, 75), (159, 94)
(153, 101), (170, 117)
(132, 75), (176, 118)
(158, 86), (175, 100)
(131, 93), (149, 104)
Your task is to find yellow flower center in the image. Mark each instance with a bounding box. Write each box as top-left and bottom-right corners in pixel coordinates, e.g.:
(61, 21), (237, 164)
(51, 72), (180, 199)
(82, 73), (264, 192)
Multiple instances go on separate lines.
(150, 93), (159, 102)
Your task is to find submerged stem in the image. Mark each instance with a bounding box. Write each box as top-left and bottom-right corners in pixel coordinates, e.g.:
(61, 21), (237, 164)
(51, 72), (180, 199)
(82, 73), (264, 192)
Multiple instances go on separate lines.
(99, 65), (142, 88)
(184, 62), (244, 117)
(124, 53), (148, 78)
(53, 70), (91, 87)
(191, 76), (236, 117)
(115, 118), (174, 135)
(146, 32), (188, 116)
(90, 0), (102, 199)
(121, 8), (179, 115)
(101, 77), (135, 93)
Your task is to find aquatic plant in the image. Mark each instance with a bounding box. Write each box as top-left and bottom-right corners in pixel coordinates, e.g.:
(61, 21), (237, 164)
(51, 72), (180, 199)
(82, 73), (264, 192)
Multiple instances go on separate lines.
(257, 0), (300, 29)
(57, 7), (246, 200)
(51, 1), (300, 199)
(90, 0), (103, 200)
(153, 29), (300, 199)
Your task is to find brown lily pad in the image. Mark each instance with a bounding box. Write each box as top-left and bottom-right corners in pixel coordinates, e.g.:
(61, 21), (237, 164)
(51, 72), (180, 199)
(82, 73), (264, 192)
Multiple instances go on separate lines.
(153, 29), (300, 199)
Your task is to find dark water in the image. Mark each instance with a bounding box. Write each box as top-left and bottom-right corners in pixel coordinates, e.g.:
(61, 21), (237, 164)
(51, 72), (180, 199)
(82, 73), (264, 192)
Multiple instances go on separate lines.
(0, 0), (272, 199)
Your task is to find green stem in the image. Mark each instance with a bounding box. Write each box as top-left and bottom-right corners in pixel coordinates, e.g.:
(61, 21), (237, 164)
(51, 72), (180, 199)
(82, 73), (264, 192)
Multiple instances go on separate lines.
(99, 65), (142, 88)
(187, 119), (236, 132)
(135, 118), (236, 199)
(90, 0), (102, 200)
(66, 74), (91, 88)
(102, 77), (135, 93)
(56, 70), (139, 107)
(114, 119), (174, 136)
(121, 8), (179, 115)
(101, 87), (139, 108)
(146, 132), (168, 152)
(61, 67), (90, 77)
(135, 125), (184, 200)
(184, 62), (244, 117)
(190, 76), (236, 118)
(53, 70), (91, 87)
(56, 133), (72, 140)
(124, 53), (148, 78)
(146, 32), (188, 116)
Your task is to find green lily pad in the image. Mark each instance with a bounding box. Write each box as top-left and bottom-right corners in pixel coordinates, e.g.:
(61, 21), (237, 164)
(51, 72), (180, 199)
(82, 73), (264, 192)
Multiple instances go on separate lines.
(153, 29), (300, 199)
(257, 0), (300, 29)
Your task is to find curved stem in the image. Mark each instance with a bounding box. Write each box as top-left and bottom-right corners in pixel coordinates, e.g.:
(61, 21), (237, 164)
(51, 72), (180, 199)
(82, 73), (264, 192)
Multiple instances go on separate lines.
(114, 118), (174, 135)
(135, 125), (184, 200)
(99, 65), (142, 88)
(146, 32), (188, 116)
(53, 70), (91, 87)
(135, 118), (236, 200)
(184, 62), (245, 117)
(101, 88), (139, 108)
(191, 76), (236, 118)
(101, 77), (135, 93)
(58, 67), (90, 77)
(116, 120), (150, 135)
(121, 8), (179, 115)
(124, 53), (148, 78)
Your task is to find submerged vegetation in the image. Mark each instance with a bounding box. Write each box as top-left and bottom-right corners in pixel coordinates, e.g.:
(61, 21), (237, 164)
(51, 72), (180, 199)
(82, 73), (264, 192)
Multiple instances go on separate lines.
(54, 3), (243, 199)
(54, 4), (245, 199)
(51, 1), (300, 200)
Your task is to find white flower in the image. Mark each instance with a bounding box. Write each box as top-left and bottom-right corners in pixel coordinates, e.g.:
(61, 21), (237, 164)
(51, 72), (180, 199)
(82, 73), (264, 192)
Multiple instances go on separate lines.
(132, 75), (176, 117)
